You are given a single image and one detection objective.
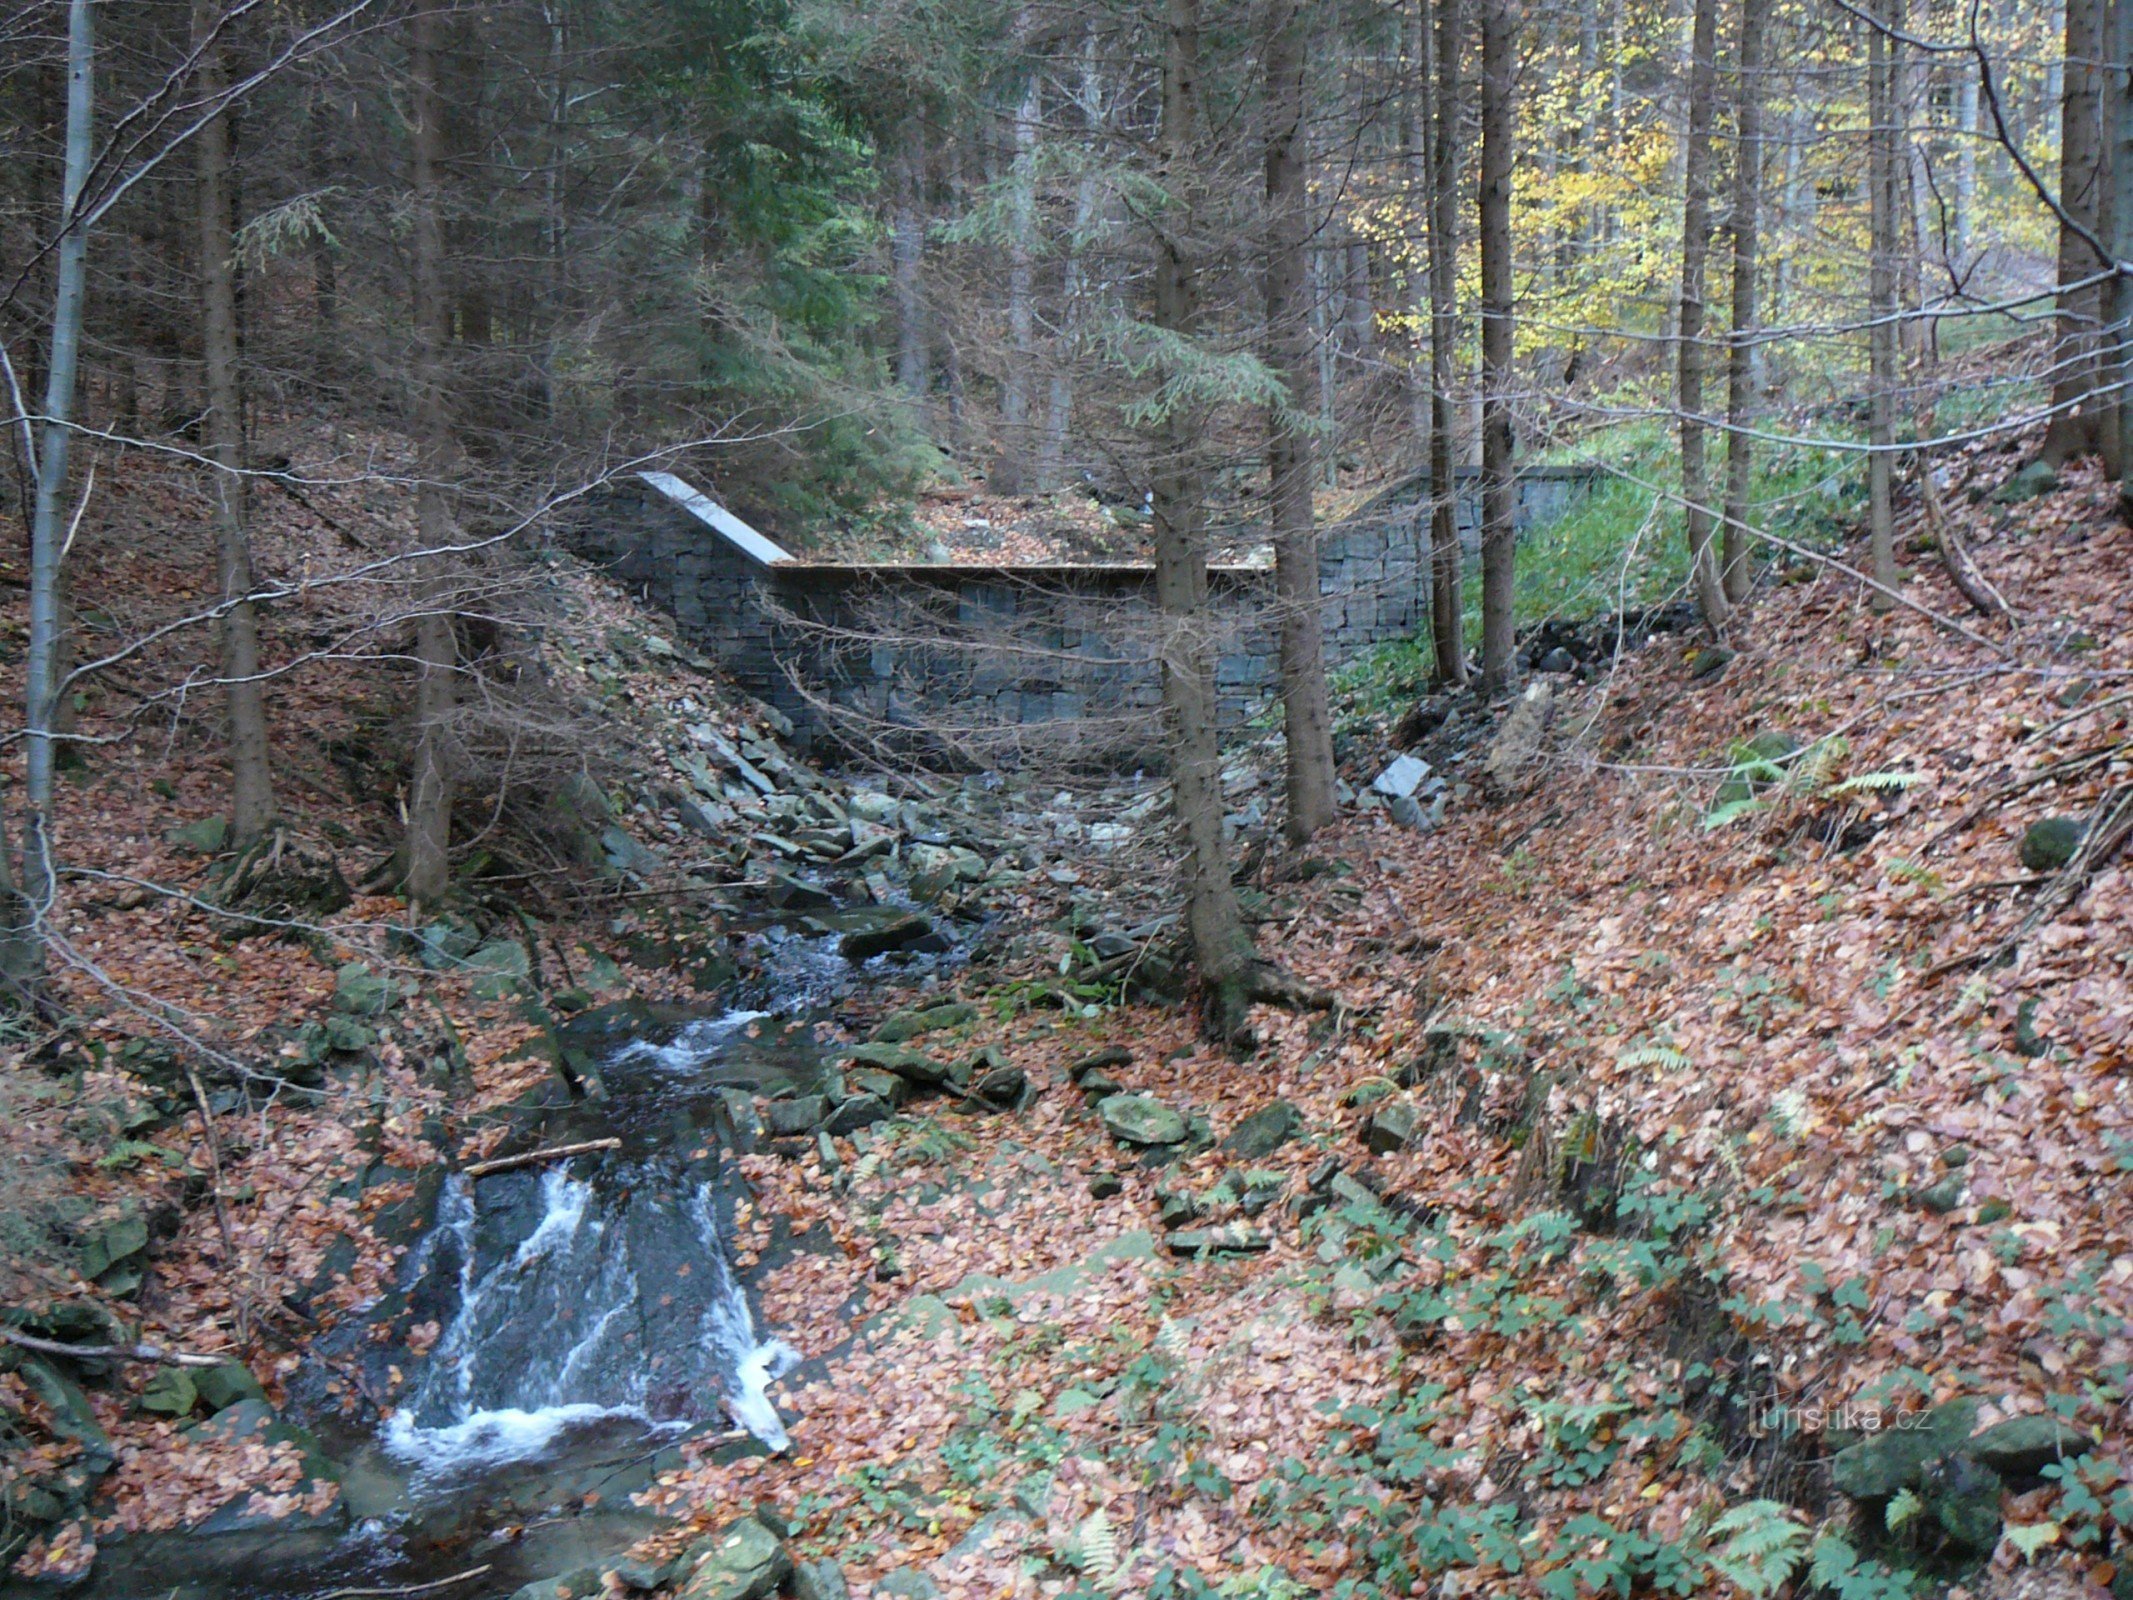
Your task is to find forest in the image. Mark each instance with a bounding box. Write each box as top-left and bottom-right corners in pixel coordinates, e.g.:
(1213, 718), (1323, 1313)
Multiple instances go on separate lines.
(0, 0), (2128, 1598)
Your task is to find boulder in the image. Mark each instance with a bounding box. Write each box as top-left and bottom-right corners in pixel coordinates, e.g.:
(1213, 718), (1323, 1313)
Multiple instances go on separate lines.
(843, 1066), (911, 1107)
(1088, 1173), (1124, 1200)
(1372, 755), (1434, 800)
(760, 1096), (828, 1138)
(1362, 1103), (1419, 1155)
(194, 1360), (267, 1413)
(1995, 459), (2058, 503)
(1830, 1398), (1977, 1501)
(463, 939), (531, 999)
(333, 961), (397, 1016)
(873, 1571), (941, 1599)
(678, 1516), (791, 1600)
(839, 912), (947, 963)
(1222, 1100), (1301, 1158)
(1098, 1094), (1189, 1147)
(873, 1002), (978, 1043)
(1068, 1046), (1133, 1081)
(789, 1560), (849, 1600)
(844, 1041), (960, 1088)
(1965, 1414), (2092, 1476)
(1536, 646), (1577, 674)
(823, 1093), (891, 1136)
(1165, 1225), (1271, 1257)
(2020, 816), (2085, 873)
(1923, 1453), (2003, 1551)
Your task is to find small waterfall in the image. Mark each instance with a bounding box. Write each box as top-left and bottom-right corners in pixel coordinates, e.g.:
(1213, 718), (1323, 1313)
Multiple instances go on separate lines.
(384, 1013), (802, 1475)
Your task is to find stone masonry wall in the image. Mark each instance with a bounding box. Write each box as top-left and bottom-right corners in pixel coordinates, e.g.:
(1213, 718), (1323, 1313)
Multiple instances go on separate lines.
(563, 469), (1593, 758)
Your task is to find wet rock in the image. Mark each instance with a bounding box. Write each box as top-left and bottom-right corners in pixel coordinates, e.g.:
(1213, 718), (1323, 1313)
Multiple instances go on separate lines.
(1830, 1398), (1977, 1501)
(764, 872), (836, 912)
(790, 1560), (849, 1600)
(1222, 1100), (1301, 1158)
(760, 1095), (828, 1137)
(2020, 816), (2084, 873)
(1098, 1094), (1189, 1147)
(717, 1089), (764, 1153)
(1923, 1453), (2004, 1551)
(1165, 1225), (1271, 1257)
(1362, 1103), (1418, 1154)
(1965, 1414), (2093, 1476)
(838, 912), (946, 962)
(678, 1515), (791, 1600)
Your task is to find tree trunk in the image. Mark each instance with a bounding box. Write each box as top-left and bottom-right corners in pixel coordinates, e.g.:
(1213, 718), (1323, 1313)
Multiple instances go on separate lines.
(2113, 0), (2133, 510)
(892, 116), (927, 400)
(1404, 0), (1433, 455)
(1678, 0), (1727, 631)
(194, 0), (276, 848)
(1954, 70), (1978, 259)
(1720, 0), (1767, 606)
(1042, 36), (1103, 490)
(406, 5), (459, 906)
(1428, 0), (1467, 687)
(1476, 0), (1518, 696)
(17, 0), (95, 991)
(992, 49), (1039, 495)
(2041, 0), (2108, 467)
(1151, 0), (1256, 1038)
(1262, 0), (1338, 845)
(1867, 0), (1900, 609)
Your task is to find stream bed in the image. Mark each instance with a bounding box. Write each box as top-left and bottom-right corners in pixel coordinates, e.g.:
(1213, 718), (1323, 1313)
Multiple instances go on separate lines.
(65, 921), (935, 1600)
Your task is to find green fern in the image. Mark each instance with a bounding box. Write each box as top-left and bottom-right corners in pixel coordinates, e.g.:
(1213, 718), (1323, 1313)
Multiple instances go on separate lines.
(1885, 1486), (1926, 1532)
(1703, 796), (1767, 831)
(1807, 1532), (1920, 1598)
(1617, 1043), (1691, 1072)
(1705, 1500), (1809, 1598)
(1825, 770), (1925, 797)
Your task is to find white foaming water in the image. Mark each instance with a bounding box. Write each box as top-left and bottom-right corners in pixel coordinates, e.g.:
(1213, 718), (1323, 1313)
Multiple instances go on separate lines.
(727, 1340), (802, 1452)
(385, 1142), (798, 1476)
(382, 1402), (664, 1474)
(607, 1009), (769, 1074)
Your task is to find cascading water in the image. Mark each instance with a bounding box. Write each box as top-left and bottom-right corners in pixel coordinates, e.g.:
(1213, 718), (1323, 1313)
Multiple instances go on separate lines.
(381, 1013), (804, 1478)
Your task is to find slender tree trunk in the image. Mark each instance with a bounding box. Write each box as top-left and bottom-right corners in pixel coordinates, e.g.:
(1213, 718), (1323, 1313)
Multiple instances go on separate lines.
(406, 6), (459, 905)
(1404, 0), (1433, 454)
(1678, 0), (1727, 631)
(1151, 0), (1256, 1037)
(1954, 71), (1978, 259)
(2042, 0), (2108, 466)
(893, 117), (927, 400)
(2113, 0), (2133, 509)
(993, 50), (1039, 495)
(1429, 0), (1468, 686)
(1476, 0), (1518, 696)
(194, 0), (276, 848)
(1262, 0), (1338, 845)
(1042, 37), (1103, 489)
(17, 0), (95, 989)
(1721, 0), (1767, 606)
(1867, 0), (1900, 609)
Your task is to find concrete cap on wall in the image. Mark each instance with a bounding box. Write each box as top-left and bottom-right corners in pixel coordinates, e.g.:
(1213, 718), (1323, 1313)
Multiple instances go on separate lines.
(638, 471), (794, 567)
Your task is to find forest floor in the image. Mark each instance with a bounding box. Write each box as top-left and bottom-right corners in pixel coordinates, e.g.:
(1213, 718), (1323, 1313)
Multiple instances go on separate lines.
(2, 428), (2129, 1600)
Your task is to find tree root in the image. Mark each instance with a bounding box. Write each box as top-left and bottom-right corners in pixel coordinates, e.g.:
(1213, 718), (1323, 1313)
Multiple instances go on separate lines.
(1202, 959), (1336, 1050)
